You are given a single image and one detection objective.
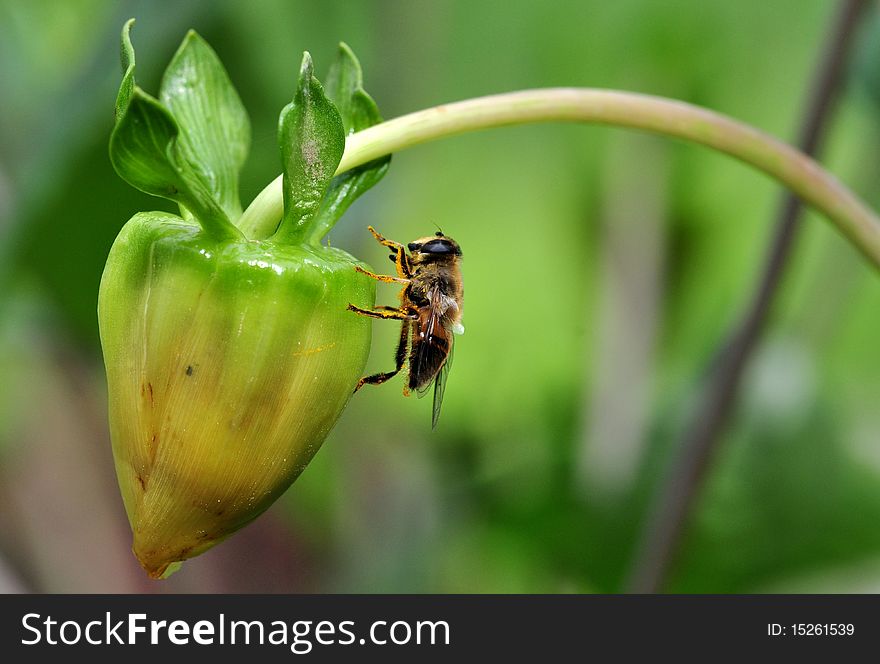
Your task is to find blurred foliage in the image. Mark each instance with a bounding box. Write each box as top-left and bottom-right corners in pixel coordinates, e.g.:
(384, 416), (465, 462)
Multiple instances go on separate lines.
(2, 0), (880, 592)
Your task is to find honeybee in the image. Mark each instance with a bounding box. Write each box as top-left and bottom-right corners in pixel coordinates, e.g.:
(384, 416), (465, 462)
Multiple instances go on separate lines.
(348, 226), (464, 428)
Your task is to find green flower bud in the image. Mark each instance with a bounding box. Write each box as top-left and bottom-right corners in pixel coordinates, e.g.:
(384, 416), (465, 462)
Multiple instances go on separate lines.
(101, 21), (389, 577)
(99, 216), (372, 577)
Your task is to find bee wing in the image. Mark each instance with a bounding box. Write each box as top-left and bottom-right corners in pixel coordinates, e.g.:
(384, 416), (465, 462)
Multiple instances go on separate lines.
(411, 298), (449, 398)
(431, 339), (453, 429)
(411, 326), (447, 398)
(409, 288), (457, 428)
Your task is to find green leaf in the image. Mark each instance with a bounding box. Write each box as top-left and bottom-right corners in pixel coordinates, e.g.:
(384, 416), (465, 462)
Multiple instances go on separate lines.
(110, 88), (184, 199)
(309, 43), (390, 243)
(109, 23), (241, 242)
(160, 30), (251, 221)
(323, 42), (373, 135)
(109, 88), (240, 241)
(115, 18), (136, 121)
(272, 52), (346, 245)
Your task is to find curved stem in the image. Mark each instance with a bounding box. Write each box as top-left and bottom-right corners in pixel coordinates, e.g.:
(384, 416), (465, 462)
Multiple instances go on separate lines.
(239, 88), (880, 268)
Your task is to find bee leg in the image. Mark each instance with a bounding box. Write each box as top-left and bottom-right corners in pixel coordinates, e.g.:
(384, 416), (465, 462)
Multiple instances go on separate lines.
(376, 305), (417, 314)
(346, 304), (411, 320)
(368, 226), (413, 278)
(392, 245), (413, 279)
(367, 226), (404, 251)
(354, 322), (411, 392)
(354, 265), (410, 285)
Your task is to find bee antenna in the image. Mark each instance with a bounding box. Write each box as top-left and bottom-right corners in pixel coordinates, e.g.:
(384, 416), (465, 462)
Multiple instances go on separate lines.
(432, 221), (444, 236)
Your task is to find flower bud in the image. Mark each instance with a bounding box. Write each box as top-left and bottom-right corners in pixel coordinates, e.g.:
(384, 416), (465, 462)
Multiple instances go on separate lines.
(99, 215), (373, 577)
(102, 22), (389, 576)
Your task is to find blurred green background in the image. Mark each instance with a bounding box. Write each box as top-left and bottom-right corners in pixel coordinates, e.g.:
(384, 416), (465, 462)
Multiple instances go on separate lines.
(2, 0), (880, 593)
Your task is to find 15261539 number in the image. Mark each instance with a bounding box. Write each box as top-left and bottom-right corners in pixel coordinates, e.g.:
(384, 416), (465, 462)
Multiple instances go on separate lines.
(790, 624), (854, 636)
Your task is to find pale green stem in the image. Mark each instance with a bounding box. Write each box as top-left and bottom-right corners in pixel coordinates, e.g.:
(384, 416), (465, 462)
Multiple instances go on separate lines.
(239, 88), (880, 268)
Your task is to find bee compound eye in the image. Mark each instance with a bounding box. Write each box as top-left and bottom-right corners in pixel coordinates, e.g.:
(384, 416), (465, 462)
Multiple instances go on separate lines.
(420, 239), (454, 254)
